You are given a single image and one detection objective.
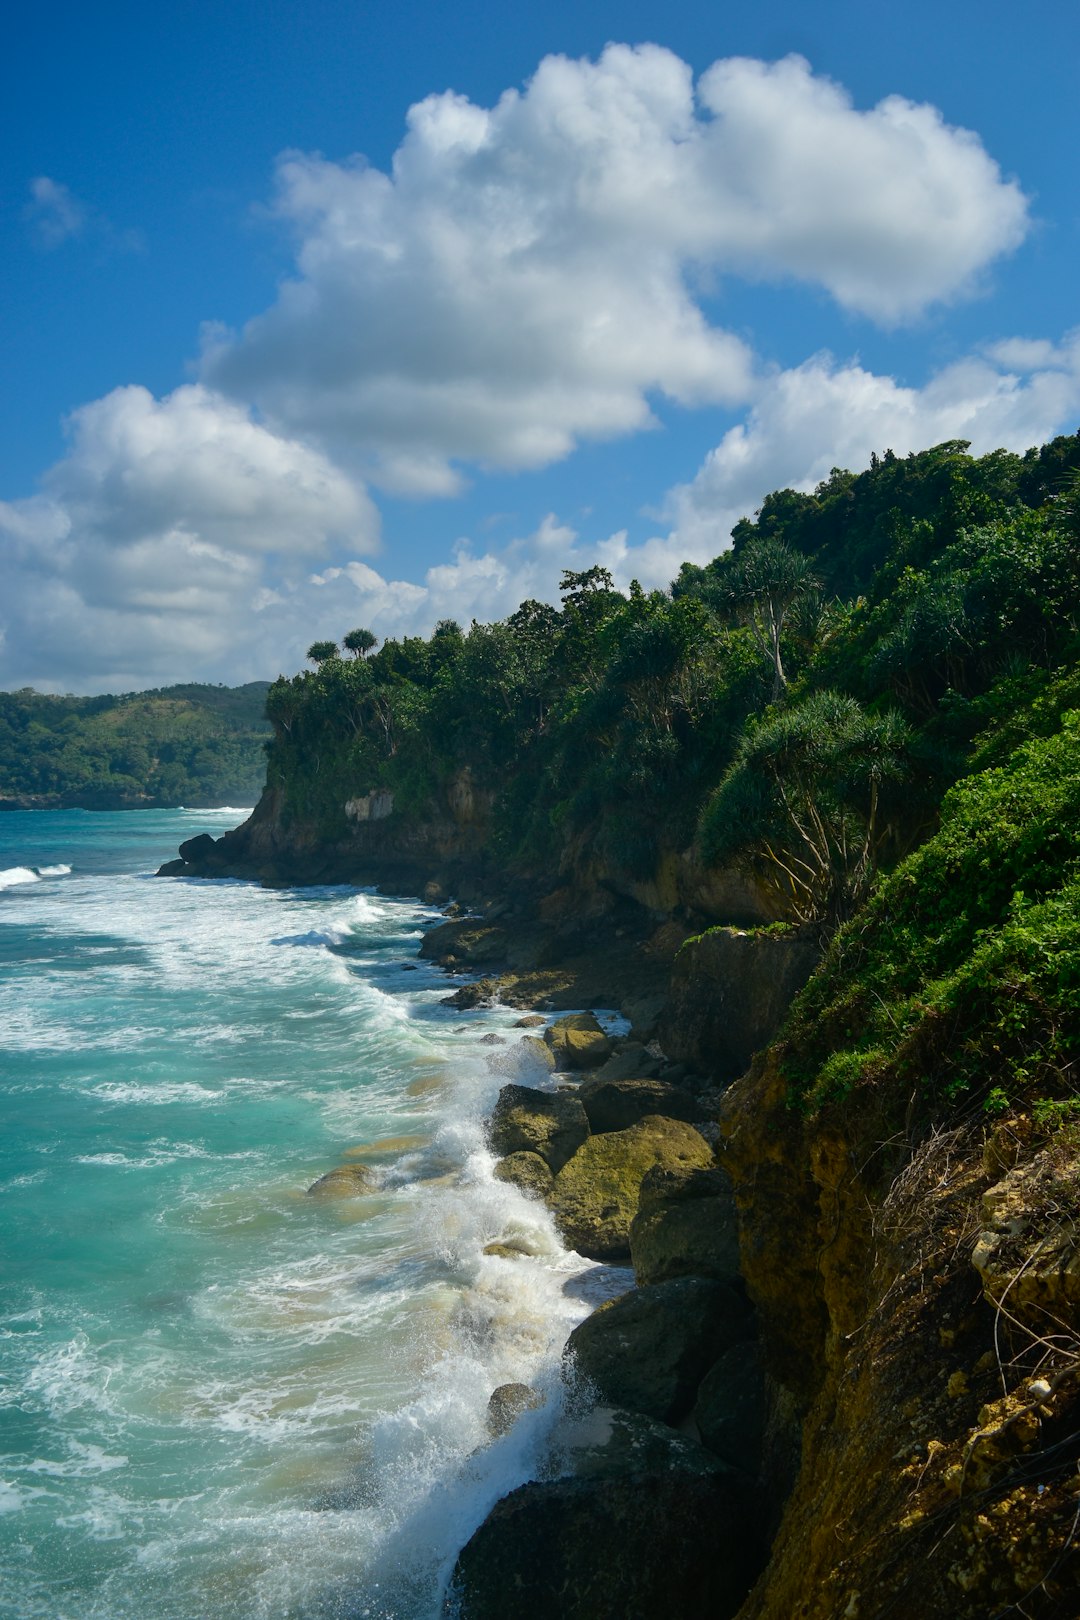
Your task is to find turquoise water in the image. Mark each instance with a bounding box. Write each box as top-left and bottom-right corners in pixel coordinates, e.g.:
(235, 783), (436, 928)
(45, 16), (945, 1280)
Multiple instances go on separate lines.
(0, 811), (624, 1619)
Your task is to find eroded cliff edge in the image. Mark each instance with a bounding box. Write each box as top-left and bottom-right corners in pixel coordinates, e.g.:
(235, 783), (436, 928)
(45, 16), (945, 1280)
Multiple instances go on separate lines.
(163, 711), (1080, 1620)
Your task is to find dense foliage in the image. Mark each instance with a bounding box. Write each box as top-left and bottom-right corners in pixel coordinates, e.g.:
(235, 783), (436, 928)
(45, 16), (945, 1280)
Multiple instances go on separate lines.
(781, 706), (1080, 1118)
(0, 683), (272, 808)
(261, 428), (1079, 1125)
(266, 433), (1079, 898)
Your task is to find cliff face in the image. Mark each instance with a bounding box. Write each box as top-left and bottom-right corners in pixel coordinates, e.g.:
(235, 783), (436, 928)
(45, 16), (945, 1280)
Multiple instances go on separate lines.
(163, 715), (1080, 1620)
(717, 1055), (1080, 1620)
(165, 772), (778, 927)
(173, 770), (499, 898)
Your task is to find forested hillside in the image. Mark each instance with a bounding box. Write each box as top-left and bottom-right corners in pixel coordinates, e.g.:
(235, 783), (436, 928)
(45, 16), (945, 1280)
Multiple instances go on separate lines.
(0, 682), (272, 808)
(265, 432), (1080, 921)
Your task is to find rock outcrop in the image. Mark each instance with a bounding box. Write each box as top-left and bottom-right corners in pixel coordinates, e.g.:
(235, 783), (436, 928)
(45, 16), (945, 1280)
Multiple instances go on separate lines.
(565, 1275), (756, 1426)
(305, 1164), (374, 1198)
(493, 1151), (555, 1200)
(578, 1077), (708, 1134)
(629, 1163), (742, 1286)
(450, 1405), (761, 1620)
(544, 1012), (613, 1070)
(660, 928), (820, 1080)
(488, 1084), (590, 1174)
(547, 1116), (712, 1260)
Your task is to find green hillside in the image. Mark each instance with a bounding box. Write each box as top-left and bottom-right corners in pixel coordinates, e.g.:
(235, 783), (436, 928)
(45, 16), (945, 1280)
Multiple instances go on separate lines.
(0, 682), (272, 809)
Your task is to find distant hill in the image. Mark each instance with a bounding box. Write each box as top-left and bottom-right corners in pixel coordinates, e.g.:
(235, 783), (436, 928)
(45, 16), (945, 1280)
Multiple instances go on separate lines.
(0, 682), (272, 809)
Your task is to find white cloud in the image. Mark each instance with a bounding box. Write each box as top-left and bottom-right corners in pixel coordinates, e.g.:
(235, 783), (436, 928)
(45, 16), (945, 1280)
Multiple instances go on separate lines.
(26, 177), (87, 248)
(205, 45), (1026, 492)
(25, 175), (144, 254)
(0, 384), (377, 690)
(306, 513), (588, 640)
(663, 331), (1080, 567)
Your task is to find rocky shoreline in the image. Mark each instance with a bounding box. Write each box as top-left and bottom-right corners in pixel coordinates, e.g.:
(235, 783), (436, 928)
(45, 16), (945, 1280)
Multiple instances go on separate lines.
(448, 1006), (776, 1619)
(160, 819), (1080, 1620)
(161, 823), (816, 1618)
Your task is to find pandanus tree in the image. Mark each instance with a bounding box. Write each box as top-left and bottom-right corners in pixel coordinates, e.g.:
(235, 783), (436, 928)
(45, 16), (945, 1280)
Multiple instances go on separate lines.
(710, 538), (821, 699)
(343, 627), (378, 659)
(306, 640), (339, 666)
(701, 690), (913, 927)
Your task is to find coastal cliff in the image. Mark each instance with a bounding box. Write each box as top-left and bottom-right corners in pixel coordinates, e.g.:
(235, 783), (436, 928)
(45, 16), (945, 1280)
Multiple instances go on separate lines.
(165, 722), (1080, 1620)
(159, 435), (1080, 1617)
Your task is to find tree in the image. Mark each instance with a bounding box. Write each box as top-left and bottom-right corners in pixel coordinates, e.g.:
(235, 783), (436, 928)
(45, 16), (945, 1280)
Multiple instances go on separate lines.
(701, 691), (912, 926)
(710, 539), (820, 698)
(307, 640), (339, 665)
(343, 627), (378, 659)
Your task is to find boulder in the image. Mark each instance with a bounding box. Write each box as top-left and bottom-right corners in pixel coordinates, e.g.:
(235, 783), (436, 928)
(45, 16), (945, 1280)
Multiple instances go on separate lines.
(544, 1012), (613, 1070)
(693, 1341), (767, 1473)
(493, 1152), (554, 1201)
(178, 832), (219, 865)
(486, 1383), (542, 1438)
(306, 1164), (374, 1198)
(578, 1077), (709, 1134)
(488, 1084), (590, 1173)
(450, 1405), (760, 1620)
(629, 1164), (741, 1286)
(484, 1036), (556, 1083)
(419, 919), (510, 968)
(548, 1116), (712, 1260)
(589, 1042), (664, 1083)
(659, 927), (821, 1081)
(156, 857), (189, 877)
(565, 1276), (755, 1425)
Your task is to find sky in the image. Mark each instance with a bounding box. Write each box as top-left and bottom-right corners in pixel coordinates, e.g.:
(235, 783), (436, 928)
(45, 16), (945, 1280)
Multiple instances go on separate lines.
(1, 0), (1077, 693)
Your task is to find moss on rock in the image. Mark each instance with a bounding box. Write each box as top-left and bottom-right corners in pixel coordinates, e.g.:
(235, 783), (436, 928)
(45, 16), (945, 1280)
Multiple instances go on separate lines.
(548, 1115), (712, 1260)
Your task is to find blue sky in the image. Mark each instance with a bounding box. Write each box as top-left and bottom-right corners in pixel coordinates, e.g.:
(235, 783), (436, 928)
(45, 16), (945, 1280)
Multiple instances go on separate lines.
(2, 0), (1077, 691)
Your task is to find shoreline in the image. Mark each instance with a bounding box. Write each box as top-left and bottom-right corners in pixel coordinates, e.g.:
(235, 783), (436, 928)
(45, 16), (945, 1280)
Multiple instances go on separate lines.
(164, 827), (779, 1617)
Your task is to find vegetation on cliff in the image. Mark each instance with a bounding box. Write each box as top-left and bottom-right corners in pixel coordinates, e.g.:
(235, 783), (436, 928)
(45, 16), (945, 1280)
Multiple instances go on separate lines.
(262, 431), (1079, 909)
(175, 432), (1080, 1619)
(0, 682), (271, 808)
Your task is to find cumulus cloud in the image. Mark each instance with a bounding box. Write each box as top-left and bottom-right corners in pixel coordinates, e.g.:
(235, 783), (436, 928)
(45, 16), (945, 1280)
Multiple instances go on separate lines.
(205, 45), (1027, 492)
(306, 511), (601, 639)
(663, 330), (1080, 566)
(0, 384), (377, 689)
(1, 49), (1054, 692)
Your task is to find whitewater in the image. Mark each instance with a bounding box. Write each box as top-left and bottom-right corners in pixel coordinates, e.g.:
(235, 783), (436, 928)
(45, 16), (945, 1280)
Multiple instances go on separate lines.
(0, 809), (627, 1619)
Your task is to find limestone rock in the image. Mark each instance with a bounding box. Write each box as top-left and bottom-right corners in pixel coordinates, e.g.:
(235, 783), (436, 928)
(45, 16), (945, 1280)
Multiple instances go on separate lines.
(486, 1383), (542, 1438)
(306, 1164), (374, 1198)
(660, 927), (820, 1081)
(488, 1084), (590, 1173)
(693, 1341), (767, 1473)
(450, 1405), (759, 1620)
(419, 918), (510, 968)
(178, 832), (219, 865)
(549, 1116), (712, 1260)
(578, 1077), (709, 1134)
(493, 1151), (554, 1200)
(544, 1012), (613, 1070)
(565, 1276), (755, 1424)
(629, 1163), (741, 1286)
(484, 1036), (556, 1082)
(590, 1042), (664, 1083)
(971, 1144), (1080, 1327)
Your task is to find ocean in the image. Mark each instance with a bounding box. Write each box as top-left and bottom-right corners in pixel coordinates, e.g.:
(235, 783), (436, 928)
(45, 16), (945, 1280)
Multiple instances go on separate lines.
(0, 809), (627, 1619)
